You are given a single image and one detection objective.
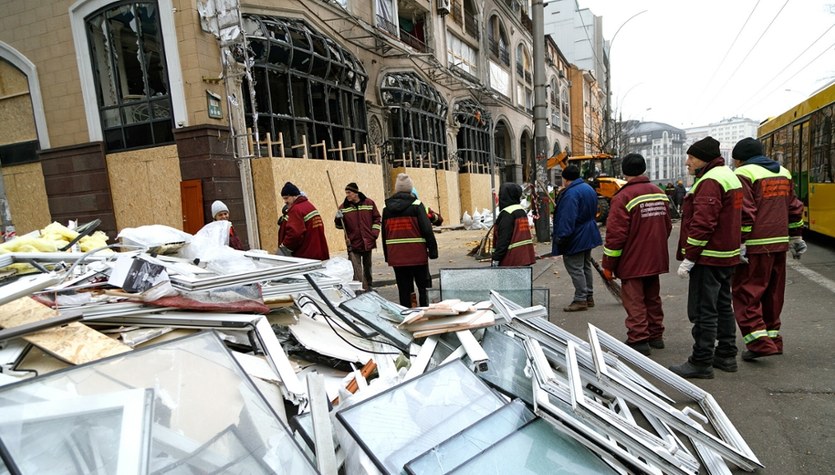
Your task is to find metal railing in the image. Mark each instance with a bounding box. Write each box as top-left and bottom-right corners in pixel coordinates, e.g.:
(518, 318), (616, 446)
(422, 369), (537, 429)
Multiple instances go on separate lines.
(488, 38), (510, 65)
(399, 27), (432, 53)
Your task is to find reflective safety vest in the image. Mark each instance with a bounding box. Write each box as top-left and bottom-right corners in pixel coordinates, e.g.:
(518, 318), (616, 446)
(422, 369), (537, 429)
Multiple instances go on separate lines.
(383, 199), (429, 267)
(681, 164), (742, 264)
(735, 164), (803, 254)
(494, 204), (536, 266)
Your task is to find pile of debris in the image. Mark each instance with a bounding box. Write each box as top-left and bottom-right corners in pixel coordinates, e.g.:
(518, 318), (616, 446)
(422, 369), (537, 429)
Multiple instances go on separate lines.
(0, 221), (762, 474)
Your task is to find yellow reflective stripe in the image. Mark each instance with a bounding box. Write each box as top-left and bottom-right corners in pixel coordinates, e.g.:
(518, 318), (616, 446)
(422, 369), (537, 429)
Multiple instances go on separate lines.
(687, 237), (708, 247)
(385, 238), (427, 245)
(342, 208), (356, 214)
(741, 225), (753, 232)
(767, 330), (780, 338)
(603, 246), (622, 257)
(625, 193), (669, 212)
(508, 239), (533, 250)
(303, 210), (320, 222)
(358, 205), (375, 211)
(789, 220), (804, 229)
(744, 236), (789, 246)
(501, 204), (524, 214)
(701, 248), (740, 258)
(743, 329), (769, 344)
(372, 224), (381, 230)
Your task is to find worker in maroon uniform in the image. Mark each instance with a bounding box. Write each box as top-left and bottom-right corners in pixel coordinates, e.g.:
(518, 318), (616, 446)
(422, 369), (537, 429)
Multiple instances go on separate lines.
(491, 182), (535, 267)
(211, 200), (246, 251)
(280, 182), (330, 261)
(602, 154), (672, 356)
(670, 136), (743, 379)
(731, 137), (806, 361)
(335, 182), (382, 292)
(382, 173), (438, 307)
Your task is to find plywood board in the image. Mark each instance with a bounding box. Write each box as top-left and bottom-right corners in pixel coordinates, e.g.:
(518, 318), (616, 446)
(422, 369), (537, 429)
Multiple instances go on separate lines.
(1, 162), (51, 235)
(0, 297), (132, 364)
(389, 167), (439, 213)
(459, 172), (499, 218)
(436, 169), (461, 225)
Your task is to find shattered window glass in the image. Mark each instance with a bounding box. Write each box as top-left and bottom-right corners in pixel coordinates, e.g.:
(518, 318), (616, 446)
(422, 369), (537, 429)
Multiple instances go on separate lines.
(439, 267), (532, 306)
(0, 332), (316, 475)
(453, 100), (492, 172)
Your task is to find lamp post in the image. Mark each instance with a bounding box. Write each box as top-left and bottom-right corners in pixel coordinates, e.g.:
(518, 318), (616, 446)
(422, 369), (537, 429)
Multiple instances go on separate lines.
(532, 0), (550, 242)
(604, 10), (647, 154)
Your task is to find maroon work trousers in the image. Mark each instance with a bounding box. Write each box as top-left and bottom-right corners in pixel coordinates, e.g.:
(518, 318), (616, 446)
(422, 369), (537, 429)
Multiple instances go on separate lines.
(621, 275), (665, 343)
(732, 252), (786, 353)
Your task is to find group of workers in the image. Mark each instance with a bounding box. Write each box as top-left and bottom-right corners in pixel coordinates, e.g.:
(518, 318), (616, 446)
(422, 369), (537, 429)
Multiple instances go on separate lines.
(596, 136), (805, 379)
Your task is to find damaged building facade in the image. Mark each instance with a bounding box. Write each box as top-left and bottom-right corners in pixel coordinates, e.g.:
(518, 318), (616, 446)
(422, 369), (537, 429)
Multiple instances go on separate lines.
(0, 0), (604, 252)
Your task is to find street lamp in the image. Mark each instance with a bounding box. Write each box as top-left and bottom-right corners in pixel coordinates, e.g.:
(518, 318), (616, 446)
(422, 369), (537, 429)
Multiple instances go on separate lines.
(604, 10), (648, 153)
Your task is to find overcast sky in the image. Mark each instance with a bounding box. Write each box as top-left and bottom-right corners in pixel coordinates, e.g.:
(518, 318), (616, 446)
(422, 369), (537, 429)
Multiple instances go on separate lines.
(576, 0), (835, 130)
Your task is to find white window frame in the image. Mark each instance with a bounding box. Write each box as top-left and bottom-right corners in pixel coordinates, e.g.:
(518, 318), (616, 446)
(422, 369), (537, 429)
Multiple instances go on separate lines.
(0, 41), (50, 149)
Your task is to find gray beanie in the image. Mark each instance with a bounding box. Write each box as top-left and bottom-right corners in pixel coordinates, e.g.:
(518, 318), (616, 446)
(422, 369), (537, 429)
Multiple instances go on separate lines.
(394, 173), (414, 193)
(211, 200), (229, 219)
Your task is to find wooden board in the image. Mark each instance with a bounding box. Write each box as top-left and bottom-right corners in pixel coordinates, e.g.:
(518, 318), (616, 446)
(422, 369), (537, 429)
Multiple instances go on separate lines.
(0, 297), (132, 365)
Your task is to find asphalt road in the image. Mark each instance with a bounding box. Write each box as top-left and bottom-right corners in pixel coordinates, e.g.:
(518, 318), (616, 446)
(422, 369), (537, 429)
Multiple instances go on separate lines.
(373, 223), (835, 474)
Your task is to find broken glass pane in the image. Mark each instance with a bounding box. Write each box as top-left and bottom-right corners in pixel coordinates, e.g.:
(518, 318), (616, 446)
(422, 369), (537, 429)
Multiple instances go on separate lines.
(472, 327), (534, 404)
(448, 418), (617, 474)
(439, 267), (532, 306)
(404, 399), (534, 474)
(336, 360), (506, 474)
(0, 332), (316, 475)
(339, 291), (414, 352)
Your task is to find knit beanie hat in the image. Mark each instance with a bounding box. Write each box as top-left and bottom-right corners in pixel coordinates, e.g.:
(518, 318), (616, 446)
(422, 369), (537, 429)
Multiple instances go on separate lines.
(211, 200), (228, 219)
(394, 173), (414, 193)
(621, 153), (647, 176)
(345, 182), (360, 193)
(561, 165), (580, 181)
(281, 181), (301, 197)
(732, 137), (764, 161)
(687, 136), (721, 161)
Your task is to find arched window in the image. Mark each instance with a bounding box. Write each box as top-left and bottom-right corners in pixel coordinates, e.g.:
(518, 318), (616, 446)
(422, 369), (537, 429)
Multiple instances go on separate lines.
(454, 99), (491, 173)
(243, 16), (368, 159)
(561, 86), (570, 131)
(487, 15), (509, 66)
(84, 1), (175, 151)
(550, 77), (560, 129)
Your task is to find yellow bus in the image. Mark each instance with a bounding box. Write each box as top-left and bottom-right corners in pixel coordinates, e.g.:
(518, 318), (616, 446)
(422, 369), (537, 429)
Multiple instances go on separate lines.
(758, 81), (835, 238)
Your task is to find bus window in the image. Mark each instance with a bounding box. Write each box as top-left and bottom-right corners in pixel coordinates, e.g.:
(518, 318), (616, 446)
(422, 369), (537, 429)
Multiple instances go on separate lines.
(810, 104), (834, 184)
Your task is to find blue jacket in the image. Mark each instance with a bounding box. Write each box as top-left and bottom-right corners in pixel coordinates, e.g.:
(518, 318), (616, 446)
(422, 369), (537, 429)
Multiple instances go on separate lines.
(551, 180), (602, 256)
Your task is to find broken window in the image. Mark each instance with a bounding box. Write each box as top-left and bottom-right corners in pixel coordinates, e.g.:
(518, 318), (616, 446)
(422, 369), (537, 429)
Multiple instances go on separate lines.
(85, 1), (174, 152)
(243, 16), (369, 160)
(381, 72), (448, 169)
(453, 99), (491, 173)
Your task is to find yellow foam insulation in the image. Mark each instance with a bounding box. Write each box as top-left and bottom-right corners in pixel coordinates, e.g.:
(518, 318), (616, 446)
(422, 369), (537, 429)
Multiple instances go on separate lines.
(1, 162), (51, 235)
(0, 221), (112, 273)
(251, 158), (385, 253)
(106, 145), (183, 230)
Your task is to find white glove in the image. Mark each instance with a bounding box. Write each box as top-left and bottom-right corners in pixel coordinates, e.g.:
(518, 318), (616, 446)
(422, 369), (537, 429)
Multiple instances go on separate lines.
(335, 209), (343, 219)
(677, 259), (695, 278)
(790, 236), (807, 259)
(739, 244), (748, 264)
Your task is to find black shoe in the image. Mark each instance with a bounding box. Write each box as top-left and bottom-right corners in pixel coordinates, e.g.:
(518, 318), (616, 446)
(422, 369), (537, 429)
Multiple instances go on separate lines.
(563, 301), (588, 312)
(648, 339), (665, 349)
(625, 340), (651, 356)
(713, 356), (738, 372)
(669, 361), (714, 379)
(586, 297), (595, 308)
(742, 349), (779, 361)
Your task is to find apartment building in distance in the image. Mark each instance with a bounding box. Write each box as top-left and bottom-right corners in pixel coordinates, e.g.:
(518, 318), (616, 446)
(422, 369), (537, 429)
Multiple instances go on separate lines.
(684, 116), (760, 163)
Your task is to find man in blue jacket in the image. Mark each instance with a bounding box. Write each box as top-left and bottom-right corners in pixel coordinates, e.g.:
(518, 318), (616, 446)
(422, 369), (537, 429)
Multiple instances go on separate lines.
(552, 165), (603, 311)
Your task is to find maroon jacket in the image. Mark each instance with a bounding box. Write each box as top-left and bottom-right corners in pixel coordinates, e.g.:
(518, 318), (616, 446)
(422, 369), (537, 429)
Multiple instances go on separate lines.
(382, 192), (438, 267)
(335, 194), (381, 252)
(602, 176), (672, 279)
(735, 158), (804, 254)
(677, 157), (742, 266)
(282, 196), (330, 261)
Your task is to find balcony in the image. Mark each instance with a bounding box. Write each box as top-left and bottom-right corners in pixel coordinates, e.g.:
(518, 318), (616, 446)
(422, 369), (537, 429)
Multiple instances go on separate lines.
(399, 27), (432, 53)
(488, 38), (510, 65)
(376, 14), (398, 37)
(450, 0), (480, 40)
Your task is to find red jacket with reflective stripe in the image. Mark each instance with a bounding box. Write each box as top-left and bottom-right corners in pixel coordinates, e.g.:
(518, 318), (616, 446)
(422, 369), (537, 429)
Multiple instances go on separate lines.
(735, 159), (804, 254)
(602, 176), (672, 279)
(282, 196), (330, 261)
(493, 204), (536, 266)
(382, 193), (438, 267)
(335, 194), (381, 252)
(677, 158), (742, 267)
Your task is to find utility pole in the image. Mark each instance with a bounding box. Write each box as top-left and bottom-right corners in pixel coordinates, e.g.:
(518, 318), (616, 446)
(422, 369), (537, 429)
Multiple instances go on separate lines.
(532, 0), (550, 242)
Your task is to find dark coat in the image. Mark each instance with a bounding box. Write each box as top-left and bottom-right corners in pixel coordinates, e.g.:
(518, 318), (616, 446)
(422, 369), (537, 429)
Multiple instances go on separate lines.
(551, 179), (602, 256)
(282, 196), (330, 261)
(382, 192), (438, 267)
(335, 193), (381, 252)
(492, 183), (536, 266)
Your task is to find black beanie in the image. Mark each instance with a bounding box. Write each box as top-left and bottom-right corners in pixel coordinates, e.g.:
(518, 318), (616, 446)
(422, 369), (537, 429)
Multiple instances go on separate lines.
(687, 136), (721, 161)
(281, 182), (300, 197)
(561, 165), (580, 181)
(732, 137), (764, 161)
(621, 153), (646, 176)
(345, 182), (360, 193)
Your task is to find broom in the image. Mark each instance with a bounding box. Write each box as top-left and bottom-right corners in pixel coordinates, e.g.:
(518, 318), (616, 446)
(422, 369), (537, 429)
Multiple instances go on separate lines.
(590, 256), (622, 303)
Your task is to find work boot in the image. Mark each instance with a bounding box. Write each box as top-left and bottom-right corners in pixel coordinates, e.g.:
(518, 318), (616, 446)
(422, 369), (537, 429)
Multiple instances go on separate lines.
(669, 361), (714, 379)
(648, 339), (665, 349)
(742, 349), (779, 361)
(586, 297), (595, 308)
(624, 340), (651, 356)
(563, 301), (588, 312)
(713, 356), (738, 372)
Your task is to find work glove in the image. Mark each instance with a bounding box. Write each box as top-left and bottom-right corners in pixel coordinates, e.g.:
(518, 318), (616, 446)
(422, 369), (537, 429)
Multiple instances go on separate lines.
(335, 209), (343, 219)
(278, 245), (292, 256)
(602, 268), (615, 281)
(789, 236), (807, 259)
(739, 244), (748, 265)
(677, 259), (695, 279)
(491, 260), (499, 268)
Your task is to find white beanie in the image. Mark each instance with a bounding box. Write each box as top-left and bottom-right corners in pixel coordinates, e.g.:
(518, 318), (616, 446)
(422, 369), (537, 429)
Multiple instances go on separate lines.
(211, 200), (229, 219)
(394, 173), (414, 193)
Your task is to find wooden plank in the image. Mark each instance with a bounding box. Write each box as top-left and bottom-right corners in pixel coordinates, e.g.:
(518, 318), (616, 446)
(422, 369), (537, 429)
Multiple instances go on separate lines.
(0, 297), (131, 364)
